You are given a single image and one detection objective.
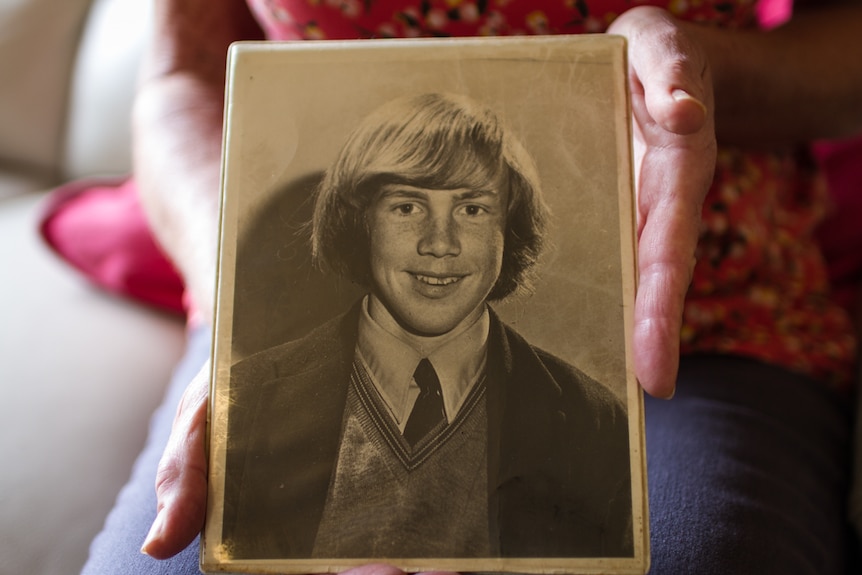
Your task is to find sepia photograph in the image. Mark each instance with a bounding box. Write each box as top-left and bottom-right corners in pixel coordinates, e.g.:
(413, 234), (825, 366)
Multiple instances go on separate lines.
(203, 36), (647, 575)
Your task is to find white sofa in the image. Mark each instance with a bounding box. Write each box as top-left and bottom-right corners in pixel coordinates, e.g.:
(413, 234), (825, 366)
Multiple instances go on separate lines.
(0, 1), (186, 574)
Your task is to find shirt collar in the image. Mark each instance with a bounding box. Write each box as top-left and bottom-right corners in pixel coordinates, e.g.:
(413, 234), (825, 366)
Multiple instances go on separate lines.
(356, 295), (489, 425)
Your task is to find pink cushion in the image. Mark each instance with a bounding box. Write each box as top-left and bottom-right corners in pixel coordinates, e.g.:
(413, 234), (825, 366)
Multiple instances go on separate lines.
(813, 135), (862, 318)
(38, 177), (186, 315)
(36, 134), (862, 324)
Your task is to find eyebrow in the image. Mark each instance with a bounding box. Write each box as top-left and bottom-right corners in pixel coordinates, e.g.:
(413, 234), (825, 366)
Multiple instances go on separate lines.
(454, 189), (499, 201)
(378, 186), (499, 201)
(377, 188), (427, 201)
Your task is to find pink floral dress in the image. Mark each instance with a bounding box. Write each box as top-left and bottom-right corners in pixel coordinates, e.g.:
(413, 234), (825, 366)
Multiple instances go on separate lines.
(245, 0), (857, 390)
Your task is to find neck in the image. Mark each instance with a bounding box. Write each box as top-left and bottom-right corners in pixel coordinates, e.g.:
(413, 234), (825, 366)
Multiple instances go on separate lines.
(366, 294), (485, 357)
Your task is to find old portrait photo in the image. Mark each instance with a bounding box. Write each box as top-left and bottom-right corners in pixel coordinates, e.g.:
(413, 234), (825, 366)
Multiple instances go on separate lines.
(204, 36), (646, 575)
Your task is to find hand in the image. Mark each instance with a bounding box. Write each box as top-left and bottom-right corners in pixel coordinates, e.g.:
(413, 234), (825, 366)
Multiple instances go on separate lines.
(608, 7), (717, 399)
(139, 363), (457, 575)
(141, 361), (210, 559)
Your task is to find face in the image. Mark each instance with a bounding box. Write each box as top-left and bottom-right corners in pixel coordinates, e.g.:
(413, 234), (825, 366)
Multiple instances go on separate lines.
(366, 183), (507, 337)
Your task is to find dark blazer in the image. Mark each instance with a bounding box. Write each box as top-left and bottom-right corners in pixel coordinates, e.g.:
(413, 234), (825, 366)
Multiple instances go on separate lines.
(222, 303), (633, 559)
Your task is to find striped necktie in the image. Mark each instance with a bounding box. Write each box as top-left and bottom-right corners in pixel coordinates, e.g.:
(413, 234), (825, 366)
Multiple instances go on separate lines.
(403, 358), (446, 447)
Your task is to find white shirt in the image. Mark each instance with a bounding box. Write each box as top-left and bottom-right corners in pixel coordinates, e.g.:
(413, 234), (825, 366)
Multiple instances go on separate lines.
(355, 295), (489, 431)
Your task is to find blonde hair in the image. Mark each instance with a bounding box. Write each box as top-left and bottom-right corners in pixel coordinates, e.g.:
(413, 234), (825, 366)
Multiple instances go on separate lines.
(311, 92), (549, 300)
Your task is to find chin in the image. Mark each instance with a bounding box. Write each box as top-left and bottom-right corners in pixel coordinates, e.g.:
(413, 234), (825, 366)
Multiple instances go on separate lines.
(398, 306), (480, 338)
(400, 320), (458, 338)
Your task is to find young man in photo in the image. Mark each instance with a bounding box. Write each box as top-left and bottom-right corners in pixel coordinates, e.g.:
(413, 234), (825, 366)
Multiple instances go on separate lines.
(222, 93), (633, 561)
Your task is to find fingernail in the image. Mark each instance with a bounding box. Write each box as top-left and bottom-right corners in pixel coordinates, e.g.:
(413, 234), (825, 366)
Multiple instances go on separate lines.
(672, 89), (707, 114)
(141, 510), (165, 556)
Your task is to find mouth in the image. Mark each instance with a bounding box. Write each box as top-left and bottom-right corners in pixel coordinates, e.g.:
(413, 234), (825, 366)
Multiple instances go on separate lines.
(411, 273), (463, 286)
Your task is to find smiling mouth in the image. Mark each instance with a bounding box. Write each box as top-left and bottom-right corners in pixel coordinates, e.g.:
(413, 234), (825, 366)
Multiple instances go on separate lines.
(412, 273), (462, 286)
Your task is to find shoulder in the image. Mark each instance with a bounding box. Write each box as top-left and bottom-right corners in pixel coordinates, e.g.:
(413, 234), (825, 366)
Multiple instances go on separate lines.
(490, 311), (627, 425)
(488, 312), (634, 555)
(224, 304), (361, 450)
(536, 345), (626, 420)
(230, 304), (360, 392)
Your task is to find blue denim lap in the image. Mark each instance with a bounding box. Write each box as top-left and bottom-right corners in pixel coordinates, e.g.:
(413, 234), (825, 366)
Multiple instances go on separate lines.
(81, 333), (853, 575)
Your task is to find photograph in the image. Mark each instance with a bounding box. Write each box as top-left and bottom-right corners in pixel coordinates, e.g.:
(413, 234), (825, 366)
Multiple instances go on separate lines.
(203, 35), (647, 575)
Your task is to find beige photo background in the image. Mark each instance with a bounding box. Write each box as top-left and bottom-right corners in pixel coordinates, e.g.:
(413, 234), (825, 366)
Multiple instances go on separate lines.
(217, 36), (635, 400)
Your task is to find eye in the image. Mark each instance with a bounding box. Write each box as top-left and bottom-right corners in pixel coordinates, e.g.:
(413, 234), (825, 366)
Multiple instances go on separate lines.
(460, 204), (488, 217)
(394, 202), (420, 215)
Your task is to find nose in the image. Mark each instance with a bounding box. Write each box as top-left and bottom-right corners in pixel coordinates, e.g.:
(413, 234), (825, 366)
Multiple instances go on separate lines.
(417, 213), (461, 257)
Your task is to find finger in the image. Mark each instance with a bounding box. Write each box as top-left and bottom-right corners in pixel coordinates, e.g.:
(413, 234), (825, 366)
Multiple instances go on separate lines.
(632, 90), (715, 398)
(340, 564), (458, 575)
(610, 6), (711, 136)
(610, 8), (717, 398)
(633, 144), (703, 398)
(341, 564), (405, 575)
(141, 361), (211, 559)
(642, 64), (709, 137)
(340, 564), (460, 575)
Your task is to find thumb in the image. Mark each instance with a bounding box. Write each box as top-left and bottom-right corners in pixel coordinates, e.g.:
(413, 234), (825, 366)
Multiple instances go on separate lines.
(611, 6), (712, 135)
(141, 362), (210, 559)
(658, 88), (709, 136)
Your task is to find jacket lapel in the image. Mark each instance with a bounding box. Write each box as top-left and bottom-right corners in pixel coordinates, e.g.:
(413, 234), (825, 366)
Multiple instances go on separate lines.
(227, 305), (360, 558)
(484, 309), (569, 556)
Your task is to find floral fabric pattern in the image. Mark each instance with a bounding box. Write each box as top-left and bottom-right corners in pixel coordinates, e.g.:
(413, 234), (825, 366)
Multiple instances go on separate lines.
(685, 148), (855, 387)
(247, 0), (761, 40)
(246, 0), (857, 388)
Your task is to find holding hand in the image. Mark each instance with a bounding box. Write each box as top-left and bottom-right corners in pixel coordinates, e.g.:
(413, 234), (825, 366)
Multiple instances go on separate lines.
(141, 361), (209, 560)
(609, 6), (717, 399)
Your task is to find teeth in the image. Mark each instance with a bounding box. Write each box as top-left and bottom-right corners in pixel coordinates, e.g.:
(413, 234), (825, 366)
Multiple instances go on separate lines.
(415, 274), (460, 286)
